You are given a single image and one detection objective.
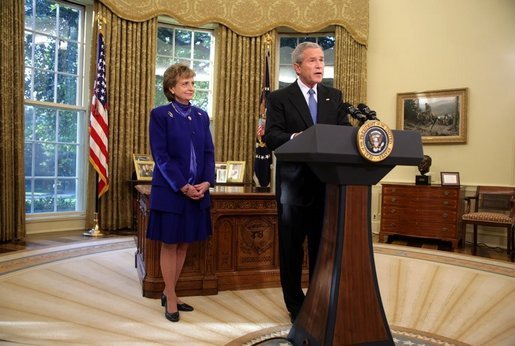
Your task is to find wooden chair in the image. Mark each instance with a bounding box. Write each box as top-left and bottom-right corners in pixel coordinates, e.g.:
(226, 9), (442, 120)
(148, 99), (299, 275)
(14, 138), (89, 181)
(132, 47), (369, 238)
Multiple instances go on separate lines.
(461, 186), (515, 255)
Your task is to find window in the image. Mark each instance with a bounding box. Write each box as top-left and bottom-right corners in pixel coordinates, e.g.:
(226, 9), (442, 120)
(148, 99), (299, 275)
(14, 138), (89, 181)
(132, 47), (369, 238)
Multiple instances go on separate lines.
(278, 35), (335, 89)
(24, 0), (87, 214)
(155, 23), (215, 115)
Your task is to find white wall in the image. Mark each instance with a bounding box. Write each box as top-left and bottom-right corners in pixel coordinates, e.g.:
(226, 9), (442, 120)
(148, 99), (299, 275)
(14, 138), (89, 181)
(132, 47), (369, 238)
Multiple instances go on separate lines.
(368, 0), (515, 186)
(368, 0), (515, 247)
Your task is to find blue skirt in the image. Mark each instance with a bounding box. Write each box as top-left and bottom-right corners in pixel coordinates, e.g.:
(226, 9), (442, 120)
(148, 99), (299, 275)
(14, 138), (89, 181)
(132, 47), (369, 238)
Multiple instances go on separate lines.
(146, 200), (212, 244)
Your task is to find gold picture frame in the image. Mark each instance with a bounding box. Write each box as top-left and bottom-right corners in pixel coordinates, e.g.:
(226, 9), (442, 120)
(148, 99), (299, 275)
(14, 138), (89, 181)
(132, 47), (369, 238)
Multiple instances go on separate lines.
(133, 153), (154, 181)
(396, 88), (468, 144)
(226, 161), (245, 183)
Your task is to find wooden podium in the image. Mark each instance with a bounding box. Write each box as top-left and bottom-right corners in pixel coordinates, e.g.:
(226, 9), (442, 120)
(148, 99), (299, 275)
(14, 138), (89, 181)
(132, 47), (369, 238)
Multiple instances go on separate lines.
(274, 124), (423, 346)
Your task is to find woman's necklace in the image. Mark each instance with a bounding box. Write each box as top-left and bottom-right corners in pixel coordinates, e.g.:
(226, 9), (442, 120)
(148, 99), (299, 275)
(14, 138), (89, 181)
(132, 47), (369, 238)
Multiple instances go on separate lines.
(171, 100), (192, 118)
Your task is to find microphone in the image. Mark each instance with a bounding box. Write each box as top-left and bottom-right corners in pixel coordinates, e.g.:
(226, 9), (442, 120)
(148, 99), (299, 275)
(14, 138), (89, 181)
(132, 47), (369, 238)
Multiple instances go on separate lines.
(342, 102), (367, 123)
(357, 103), (379, 121)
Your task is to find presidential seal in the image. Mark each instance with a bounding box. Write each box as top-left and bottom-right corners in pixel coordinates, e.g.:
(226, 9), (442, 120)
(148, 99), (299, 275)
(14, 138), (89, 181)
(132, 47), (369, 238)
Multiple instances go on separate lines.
(356, 120), (394, 162)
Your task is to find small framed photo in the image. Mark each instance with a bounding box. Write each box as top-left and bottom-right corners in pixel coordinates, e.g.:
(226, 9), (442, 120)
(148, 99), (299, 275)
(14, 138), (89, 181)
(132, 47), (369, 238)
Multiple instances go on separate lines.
(226, 161), (245, 183)
(215, 162), (227, 183)
(396, 88), (468, 144)
(133, 153), (154, 181)
(440, 172), (460, 186)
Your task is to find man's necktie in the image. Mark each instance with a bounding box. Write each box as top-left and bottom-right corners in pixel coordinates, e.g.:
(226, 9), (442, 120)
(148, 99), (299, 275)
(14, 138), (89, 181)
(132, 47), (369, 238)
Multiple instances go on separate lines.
(308, 88), (317, 124)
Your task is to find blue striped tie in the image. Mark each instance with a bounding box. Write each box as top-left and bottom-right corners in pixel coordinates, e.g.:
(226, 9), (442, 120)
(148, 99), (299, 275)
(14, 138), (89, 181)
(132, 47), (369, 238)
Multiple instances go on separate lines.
(308, 88), (317, 124)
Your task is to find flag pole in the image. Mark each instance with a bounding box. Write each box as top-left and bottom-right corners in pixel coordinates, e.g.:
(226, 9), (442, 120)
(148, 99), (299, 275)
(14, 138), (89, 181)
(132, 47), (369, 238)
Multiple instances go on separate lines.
(84, 14), (107, 237)
(84, 171), (104, 237)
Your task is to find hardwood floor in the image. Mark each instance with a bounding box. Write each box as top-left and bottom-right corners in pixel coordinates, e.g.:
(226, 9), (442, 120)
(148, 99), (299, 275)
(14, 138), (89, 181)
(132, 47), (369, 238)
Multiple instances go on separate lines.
(1, 229), (512, 262)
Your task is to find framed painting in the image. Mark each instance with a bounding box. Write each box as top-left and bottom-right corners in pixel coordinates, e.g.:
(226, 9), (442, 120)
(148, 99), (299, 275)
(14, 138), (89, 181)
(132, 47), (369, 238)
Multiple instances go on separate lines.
(396, 88), (468, 144)
(226, 161), (245, 183)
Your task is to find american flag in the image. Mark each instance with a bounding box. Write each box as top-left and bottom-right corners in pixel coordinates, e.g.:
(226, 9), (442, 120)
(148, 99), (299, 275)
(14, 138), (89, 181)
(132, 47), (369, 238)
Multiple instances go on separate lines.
(253, 46), (272, 187)
(89, 32), (109, 197)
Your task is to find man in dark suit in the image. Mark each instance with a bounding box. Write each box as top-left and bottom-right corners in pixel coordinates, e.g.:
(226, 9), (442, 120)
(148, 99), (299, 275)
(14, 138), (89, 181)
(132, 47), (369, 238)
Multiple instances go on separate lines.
(264, 42), (350, 322)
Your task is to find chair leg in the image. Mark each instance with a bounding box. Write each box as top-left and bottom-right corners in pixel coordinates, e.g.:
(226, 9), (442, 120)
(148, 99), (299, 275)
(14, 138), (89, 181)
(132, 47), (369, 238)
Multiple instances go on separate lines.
(472, 225), (478, 255)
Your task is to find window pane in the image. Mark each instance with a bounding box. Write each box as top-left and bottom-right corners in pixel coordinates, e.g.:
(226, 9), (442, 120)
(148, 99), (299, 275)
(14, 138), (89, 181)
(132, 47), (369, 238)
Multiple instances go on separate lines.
(193, 32), (211, 60)
(34, 34), (56, 71)
(56, 179), (76, 211)
(58, 110), (78, 142)
(58, 40), (78, 74)
(24, 32), (33, 67)
(24, 105), (35, 141)
(35, 0), (57, 36)
(34, 107), (56, 141)
(175, 29), (192, 59)
(24, 0), (34, 29)
(24, 143), (33, 175)
(193, 60), (210, 82)
(34, 143), (56, 176)
(33, 178), (55, 213)
(156, 56), (175, 76)
(157, 27), (174, 55)
(33, 69), (55, 102)
(24, 67), (33, 99)
(59, 5), (80, 41)
(25, 178), (33, 213)
(194, 90), (208, 111)
(57, 144), (77, 176)
(57, 74), (78, 104)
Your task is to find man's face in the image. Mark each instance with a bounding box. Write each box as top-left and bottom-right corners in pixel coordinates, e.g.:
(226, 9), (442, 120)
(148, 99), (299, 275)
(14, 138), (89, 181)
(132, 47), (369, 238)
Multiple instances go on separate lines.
(294, 47), (324, 88)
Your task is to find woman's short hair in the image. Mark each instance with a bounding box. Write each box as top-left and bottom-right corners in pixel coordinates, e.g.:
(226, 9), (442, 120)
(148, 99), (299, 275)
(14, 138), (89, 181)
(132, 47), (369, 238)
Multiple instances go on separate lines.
(291, 42), (323, 65)
(162, 63), (196, 101)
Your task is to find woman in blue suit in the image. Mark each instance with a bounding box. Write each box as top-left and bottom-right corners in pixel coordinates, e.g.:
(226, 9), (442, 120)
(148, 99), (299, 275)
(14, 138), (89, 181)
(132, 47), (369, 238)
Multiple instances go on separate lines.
(147, 63), (215, 322)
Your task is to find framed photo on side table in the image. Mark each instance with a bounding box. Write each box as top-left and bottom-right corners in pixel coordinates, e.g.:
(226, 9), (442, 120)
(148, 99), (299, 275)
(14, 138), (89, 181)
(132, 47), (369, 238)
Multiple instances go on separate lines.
(440, 172), (460, 186)
(133, 153), (154, 181)
(396, 88), (468, 144)
(226, 161), (245, 183)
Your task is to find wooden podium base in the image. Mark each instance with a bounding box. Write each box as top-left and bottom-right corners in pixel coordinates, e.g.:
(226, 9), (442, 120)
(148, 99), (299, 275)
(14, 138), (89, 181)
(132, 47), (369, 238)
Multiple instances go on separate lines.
(288, 185), (393, 345)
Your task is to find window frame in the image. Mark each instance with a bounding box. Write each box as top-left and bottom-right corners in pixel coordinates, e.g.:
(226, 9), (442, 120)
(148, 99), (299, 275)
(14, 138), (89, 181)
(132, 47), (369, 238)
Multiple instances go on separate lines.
(23, 0), (94, 230)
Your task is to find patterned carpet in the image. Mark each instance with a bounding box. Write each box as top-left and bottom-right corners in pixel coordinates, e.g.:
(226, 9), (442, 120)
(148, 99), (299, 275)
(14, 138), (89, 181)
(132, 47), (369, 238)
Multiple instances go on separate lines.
(0, 237), (514, 345)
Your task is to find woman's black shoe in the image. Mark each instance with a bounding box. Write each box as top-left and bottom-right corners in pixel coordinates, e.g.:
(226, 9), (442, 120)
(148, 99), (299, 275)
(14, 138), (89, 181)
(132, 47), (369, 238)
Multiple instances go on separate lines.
(177, 302), (194, 312)
(163, 293), (193, 312)
(164, 302), (179, 322)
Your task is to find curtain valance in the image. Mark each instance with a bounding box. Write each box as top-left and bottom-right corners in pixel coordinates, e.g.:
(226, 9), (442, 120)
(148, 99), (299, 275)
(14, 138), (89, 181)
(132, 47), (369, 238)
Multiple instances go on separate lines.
(99, 0), (368, 44)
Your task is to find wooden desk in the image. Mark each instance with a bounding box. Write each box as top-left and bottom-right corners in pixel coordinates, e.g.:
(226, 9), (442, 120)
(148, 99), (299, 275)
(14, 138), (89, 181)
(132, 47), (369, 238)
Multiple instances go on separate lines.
(380, 183), (465, 248)
(135, 185), (307, 298)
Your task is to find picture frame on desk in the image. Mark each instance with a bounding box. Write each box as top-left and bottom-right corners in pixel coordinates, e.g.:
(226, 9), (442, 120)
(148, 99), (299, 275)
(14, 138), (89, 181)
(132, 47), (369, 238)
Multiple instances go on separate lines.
(215, 162), (227, 183)
(440, 172), (460, 186)
(133, 153), (154, 181)
(396, 88), (468, 144)
(227, 161), (245, 183)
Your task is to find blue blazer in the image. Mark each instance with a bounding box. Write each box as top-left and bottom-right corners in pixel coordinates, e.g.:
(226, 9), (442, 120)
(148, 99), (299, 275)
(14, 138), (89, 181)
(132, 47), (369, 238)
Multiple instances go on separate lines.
(148, 103), (215, 213)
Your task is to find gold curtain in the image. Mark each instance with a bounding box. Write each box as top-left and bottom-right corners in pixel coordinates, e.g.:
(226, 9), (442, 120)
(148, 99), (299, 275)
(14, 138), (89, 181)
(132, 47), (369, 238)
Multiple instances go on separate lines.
(87, 3), (157, 230)
(99, 0), (368, 44)
(0, 0), (25, 241)
(213, 27), (276, 182)
(334, 25), (368, 106)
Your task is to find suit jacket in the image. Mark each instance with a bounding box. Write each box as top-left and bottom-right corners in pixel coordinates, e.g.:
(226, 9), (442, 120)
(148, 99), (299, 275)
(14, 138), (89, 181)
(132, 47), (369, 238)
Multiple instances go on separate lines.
(264, 81), (350, 206)
(148, 103), (215, 213)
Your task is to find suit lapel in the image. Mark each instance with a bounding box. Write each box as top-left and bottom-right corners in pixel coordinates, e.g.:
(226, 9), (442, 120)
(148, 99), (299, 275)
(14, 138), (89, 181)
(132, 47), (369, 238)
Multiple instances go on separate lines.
(287, 82), (313, 126)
